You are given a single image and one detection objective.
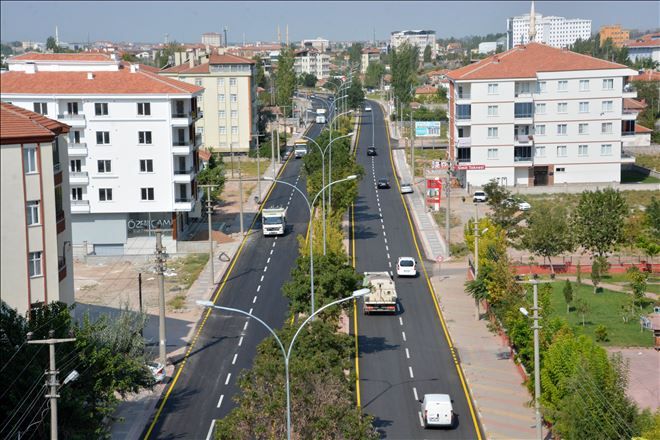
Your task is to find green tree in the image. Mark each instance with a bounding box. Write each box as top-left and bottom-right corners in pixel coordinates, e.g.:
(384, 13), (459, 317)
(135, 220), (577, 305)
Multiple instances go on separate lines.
(481, 179), (523, 239)
(521, 201), (574, 274)
(571, 188), (629, 258)
(121, 52), (138, 62)
(626, 266), (648, 309)
(632, 80), (660, 139)
(252, 55), (267, 89)
(590, 258), (604, 294)
(465, 277), (488, 320)
(423, 44), (432, 63)
(196, 153), (225, 200)
(563, 280), (574, 313)
(646, 197), (660, 236)
(275, 48), (296, 117)
(346, 76), (365, 109)
(391, 42), (418, 106)
(300, 73), (318, 88)
(154, 42), (184, 68)
(46, 36), (58, 51)
(364, 61), (385, 89)
(575, 298), (590, 325)
(347, 42), (363, 66)
(595, 324), (609, 342)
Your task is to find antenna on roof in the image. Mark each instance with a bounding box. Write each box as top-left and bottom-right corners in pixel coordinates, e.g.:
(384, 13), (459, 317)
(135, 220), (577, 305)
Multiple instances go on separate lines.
(529, 0), (537, 43)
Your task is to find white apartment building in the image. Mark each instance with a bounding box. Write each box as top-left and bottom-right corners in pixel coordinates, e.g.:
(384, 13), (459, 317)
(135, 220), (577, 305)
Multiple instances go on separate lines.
(1, 52), (204, 255)
(160, 52), (257, 154)
(507, 14), (591, 49)
(294, 48), (331, 79)
(447, 42), (639, 188)
(1, 102), (74, 314)
(390, 30), (437, 59)
(301, 37), (330, 52)
(361, 48), (381, 73)
(202, 32), (223, 47)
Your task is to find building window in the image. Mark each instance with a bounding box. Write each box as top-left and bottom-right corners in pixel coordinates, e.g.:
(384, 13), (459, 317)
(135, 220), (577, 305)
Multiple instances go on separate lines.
(557, 145), (567, 157)
(487, 83), (499, 95)
(140, 159), (154, 172)
(218, 94), (225, 102)
(23, 147), (38, 173)
(557, 124), (567, 135)
(515, 102), (533, 118)
(26, 201), (40, 226)
(534, 124), (546, 136)
(141, 188), (155, 201)
(535, 146), (546, 158)
(578, 145), (589, 156)
(230, 94), (237, 102)
(487, 148), (498, 159)
(579, 102), (589, 113)
(231, 110), (238, 119)
(137, 102), (151, 115)
(195, 79), (202, 87)
(536, 81), (546, 93)
(138, 131), (152, 144)
(557, 102), (568, 113)
(602, 100), (613, 113)
(217, 78), (224, 87)
(229, 78), (237, 86)
(601, 122), (613, 134)
(601, 144), (613, 156)
(70, 159), (81, 173)
(94, 103), (109, 116)
(67, 102), (80, 114)
(578, 123), (589, 135)
(219, 126), (226, 135)
(219, 110), (226, 118)
(231, 126), (238, 135)
(28, 251), (42, 278)
(535, 103), (546, 114)
(99, 188), (113, 201)
(96, 131), (110, 144)
(579, 79), (590, 91)
(71, 187), (83, 200)
(602, 78), (614, 90)
(557, 80), (568, 91)
(456, 104), (471, 120)
(97, 159), (111, 173)
(556, 167), (566, 172)
(487, 127), (498, 138)
(33, 102), (48, 115)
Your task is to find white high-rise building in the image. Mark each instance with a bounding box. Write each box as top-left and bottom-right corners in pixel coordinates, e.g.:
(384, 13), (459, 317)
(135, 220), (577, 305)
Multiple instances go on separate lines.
(447, 42), (639, 188)
(507, 13), (591, 49)
(202, 32), (223, 47)
(293, 48), (330, 79)
(390, 30), (437, 59)
(1, 52), (204, 255)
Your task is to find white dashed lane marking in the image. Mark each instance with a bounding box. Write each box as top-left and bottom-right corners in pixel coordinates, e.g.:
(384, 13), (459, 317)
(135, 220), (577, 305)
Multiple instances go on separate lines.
(232, 353), (238, 365)
(402, 331), (407, 341)
(256, 285), (261, 292)
(238, 336), (244, 346)
(399, 317), (403, 326)
(406, 348), (410, 359)
(217, 395), (224, 408)
(253, 295), (258, 304)
(225, 373), (232, 385)
(409, 366), (414, 378)
(248, 308), (253, 315)
(263, 266), (268, 272)
(267, 257), (271, 264)
(413, 387), (418, 401)
(260, 275), (265, 282)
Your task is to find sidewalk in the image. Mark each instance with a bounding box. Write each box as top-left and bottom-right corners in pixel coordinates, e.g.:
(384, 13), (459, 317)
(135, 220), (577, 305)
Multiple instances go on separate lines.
(109, 122), (312, 439)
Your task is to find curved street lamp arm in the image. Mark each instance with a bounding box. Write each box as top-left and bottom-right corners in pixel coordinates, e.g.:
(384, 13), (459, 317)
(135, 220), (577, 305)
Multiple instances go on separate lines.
(265, 178), (311, 212)
(310, 175), (356, 208)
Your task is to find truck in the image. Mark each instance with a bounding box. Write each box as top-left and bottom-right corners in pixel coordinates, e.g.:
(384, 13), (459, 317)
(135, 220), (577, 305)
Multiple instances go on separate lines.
(315, 108), (327, 124)
(262, 207), (287, 236)
(294, 140), (308, 158)
(362, 272), (397, 314)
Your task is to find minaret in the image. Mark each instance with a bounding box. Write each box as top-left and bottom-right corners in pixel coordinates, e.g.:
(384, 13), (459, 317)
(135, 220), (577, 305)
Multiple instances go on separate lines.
(55, 25), (59, 45)
(277, 25), (281, 45)
(285, 25), (289, 46)
(529, 0), (537, 43)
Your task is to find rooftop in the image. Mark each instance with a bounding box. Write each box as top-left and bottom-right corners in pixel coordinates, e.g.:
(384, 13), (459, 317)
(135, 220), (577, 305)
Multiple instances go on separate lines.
(623, 33), (660, 48)
(9, 52), (114, 62)
(1, 102), (70, 144)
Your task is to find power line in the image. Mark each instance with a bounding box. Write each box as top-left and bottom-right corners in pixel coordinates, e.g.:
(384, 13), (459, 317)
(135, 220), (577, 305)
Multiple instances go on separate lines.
(0, 344), (44, 401)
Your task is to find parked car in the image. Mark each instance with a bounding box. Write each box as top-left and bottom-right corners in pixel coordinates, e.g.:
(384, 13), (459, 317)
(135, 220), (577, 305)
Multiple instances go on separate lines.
(377, 178), (390, 189)
(421, 394), (454, 428)
(148, 361), (165, 383)
(396, 257), (417, 277)
(473, 191), (488, 203)
(400, 182), (413, 194)
(364, 106), (372, 112)
(503, 197), (531, 211)
(367, 146), (377, 156)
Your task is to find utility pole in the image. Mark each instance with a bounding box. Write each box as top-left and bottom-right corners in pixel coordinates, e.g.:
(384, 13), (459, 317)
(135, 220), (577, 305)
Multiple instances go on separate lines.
(155, 230), (167, 366)
(229, 143), (235, 178)
(445, 160), (452, 255)
(254, 133), (262, 204)
(531, 280), (543, 440)
(238, 154), (245, 235)
(199, 185), (218, 285)
(473, 203), (479, 320)
(410, 109), (415, 180)
(271, 128), (276, 176)
(27, 330), (76, 440)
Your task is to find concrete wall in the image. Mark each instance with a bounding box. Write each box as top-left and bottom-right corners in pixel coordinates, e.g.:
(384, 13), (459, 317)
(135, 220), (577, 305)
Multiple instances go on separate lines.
(72, 212), (128, 245)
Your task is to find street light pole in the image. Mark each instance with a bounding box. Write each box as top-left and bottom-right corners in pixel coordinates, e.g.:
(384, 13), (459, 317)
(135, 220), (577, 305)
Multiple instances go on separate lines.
(326, 108), (351, 210)
(197, 288), (369, 440)
(519, 280), (543, 440)
(199, 185), (218, 285)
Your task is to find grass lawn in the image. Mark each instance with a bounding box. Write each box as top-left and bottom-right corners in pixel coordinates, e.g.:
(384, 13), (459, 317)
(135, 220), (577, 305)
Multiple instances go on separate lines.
(548, 282), (655, 347)
(635, 154), (660, 172)
(170, 254), (209, 289)
(226, 158), (270, 179)
(620, 169), (660, 184)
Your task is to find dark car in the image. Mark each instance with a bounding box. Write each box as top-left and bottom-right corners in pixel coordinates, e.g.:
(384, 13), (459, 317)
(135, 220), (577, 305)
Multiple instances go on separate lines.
(377, 178), (390, 189)
(367, 146), (377, 156)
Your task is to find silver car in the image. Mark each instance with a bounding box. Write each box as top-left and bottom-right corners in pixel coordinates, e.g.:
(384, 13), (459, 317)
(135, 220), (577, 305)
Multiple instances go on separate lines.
(400, 183), (413, 194)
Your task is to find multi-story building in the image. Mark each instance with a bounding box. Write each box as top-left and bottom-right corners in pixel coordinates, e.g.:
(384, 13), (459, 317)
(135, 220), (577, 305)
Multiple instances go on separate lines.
(599, 25), (630, 47)
(390, 30), (437, 59)
(623, 33), (660, 64)
(446, 42), (639, 187)
(294, 48), (331, 79)
(202, 32), (223, 47)
(361, 48), (381, 73)
(1, 102), (73, 314)
(1, 52), (204, 255)
(301, 37), (330, 52)
(506, 13), (591, 49)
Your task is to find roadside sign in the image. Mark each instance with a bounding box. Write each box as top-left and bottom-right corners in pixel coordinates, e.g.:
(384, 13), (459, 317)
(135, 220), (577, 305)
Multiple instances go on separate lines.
(436, 255), (444, 263)
(426, 178), (443, 189)
(455, 164), (486, 171)
(431, 160), (451, 170)
(415, 121), (442, 137)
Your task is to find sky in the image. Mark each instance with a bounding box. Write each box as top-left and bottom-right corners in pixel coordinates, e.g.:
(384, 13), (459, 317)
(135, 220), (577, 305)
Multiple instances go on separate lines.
(1, 1), (658, 44)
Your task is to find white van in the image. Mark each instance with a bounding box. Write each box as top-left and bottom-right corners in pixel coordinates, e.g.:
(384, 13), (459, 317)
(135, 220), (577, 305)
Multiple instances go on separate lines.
(421, 394), (454, 428)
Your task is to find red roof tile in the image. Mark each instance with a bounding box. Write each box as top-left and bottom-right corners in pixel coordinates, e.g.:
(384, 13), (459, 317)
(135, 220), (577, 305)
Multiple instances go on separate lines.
(198, 149), (212, 161)
(209, 53), (255, 65)
(623, 33), (660, 48)
(415, 86), (438, 94)
(0, 67), (203, 95)
(623, 98), (647, 110)
(635, 124), (653, 133)
(1, 102), (70, 144)
(630, 70), (660, 82)
(447, 42), (629, 81)
(9, 52), (114, 62)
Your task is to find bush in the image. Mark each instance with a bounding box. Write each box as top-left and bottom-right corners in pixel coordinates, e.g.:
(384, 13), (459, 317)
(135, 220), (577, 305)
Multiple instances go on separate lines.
(450, 242), (469, 258)
(595, 324), (609, 342)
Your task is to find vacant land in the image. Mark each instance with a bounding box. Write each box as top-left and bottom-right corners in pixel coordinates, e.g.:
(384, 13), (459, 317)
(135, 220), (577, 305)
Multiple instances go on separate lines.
(635, 154), (660, 172)
(523, 189), (658, 211)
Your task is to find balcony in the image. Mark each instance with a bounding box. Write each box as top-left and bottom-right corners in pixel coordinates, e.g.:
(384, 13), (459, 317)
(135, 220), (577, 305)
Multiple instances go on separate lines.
(171, 112), (193, 126)
(70, 199), (90, 213)
(514, 155), (533, 163)
(456, 137), (471, 147)
(622, 110), (637, 120)
(172, 141), (192, 155)
(69, 171), (89, 185)
(174, 198), (194, 211)
(173, 167), (194, 183)
(514, 134), (533, 144)
(68, 143), (88, 156)
(622, 83), (637, 99)
(57, 114), (86, 127)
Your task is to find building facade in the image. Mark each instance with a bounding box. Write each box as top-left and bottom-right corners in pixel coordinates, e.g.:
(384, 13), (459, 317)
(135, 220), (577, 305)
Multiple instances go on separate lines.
(599, 25), (630, 48)
(1, 103), (74, 314)
(361, 48), (381, 73)
(1, 53), (204, 255)
(507, 14), (592, 49)
(201, 32), (223, 47)
(160, 52), (257, 155)
(390, 30), (437, 59)
(294, 48), (331, 79)
(447, 42), (638, 188)
(301, 37), (330, 52)
(623, 33), (660, 64)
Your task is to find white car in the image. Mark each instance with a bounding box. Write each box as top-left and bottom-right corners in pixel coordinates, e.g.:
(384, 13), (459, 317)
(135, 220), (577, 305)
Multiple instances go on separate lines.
(473, 191), (487, 203)
(504, 197), (531, 211)
(517, 200), (531, 211)
(421, 394), (454, 428)
(396, 257), (417, 277)
(364, 106), (372, 112)
(400, 183), (413, 194)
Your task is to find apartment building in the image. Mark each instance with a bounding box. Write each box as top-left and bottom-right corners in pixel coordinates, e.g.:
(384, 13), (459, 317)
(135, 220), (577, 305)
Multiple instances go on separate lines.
(301, 37), (330, 52)
(507, 13), (591, 49)
(624, 33), (660, 64)
(1, 103), (73, 314)
(599, 25), (630, 47)
(201, 32), (223, 47)
(447, 42), (639, 187)
(1, 52), (204, 255)
(160, 52), (256, 154)
(294, 48), (331, 79)
(390, 30), (437, 59)
(361, 48), (381, 73)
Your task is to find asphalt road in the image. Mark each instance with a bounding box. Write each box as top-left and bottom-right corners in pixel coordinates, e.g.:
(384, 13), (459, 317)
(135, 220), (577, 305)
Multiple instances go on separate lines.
(143, 112), (327, 439)
(352, 102), (483, 439)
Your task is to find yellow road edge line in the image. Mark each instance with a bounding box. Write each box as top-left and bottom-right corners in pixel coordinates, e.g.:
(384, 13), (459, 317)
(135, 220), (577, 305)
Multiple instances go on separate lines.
(143, 128), (301, 440)
(351, 114), (363, 410)
(379, 101), (483, 440)
(353, 297), (361, 409)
